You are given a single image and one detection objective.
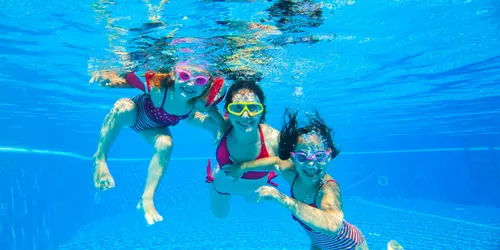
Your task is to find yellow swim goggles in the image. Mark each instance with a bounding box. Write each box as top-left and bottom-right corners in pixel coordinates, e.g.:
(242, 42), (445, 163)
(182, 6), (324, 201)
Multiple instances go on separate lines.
(227, 102), (264, 116)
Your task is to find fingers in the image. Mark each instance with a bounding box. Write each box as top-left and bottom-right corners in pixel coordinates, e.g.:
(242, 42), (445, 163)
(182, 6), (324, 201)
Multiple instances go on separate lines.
(232, 176), (240, 183)
(221, 165), (234, 174)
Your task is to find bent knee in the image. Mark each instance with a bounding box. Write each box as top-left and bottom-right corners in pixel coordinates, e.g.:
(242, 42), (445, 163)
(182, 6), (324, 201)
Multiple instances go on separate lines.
(113, 98), (136, 115)
(212, 209), (228, 219)
(210, 202), (229, 219)
(154, 135), (173, 152)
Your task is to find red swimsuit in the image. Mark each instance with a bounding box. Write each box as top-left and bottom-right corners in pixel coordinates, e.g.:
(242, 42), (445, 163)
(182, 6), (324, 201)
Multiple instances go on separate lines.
(205, 125), (278, 195)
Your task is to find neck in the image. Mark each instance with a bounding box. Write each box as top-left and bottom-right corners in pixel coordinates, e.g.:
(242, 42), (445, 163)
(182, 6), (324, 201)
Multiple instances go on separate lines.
(230, 124), (261, 145)
(169, 86), (190, 102)
(300, 176), (322, 190)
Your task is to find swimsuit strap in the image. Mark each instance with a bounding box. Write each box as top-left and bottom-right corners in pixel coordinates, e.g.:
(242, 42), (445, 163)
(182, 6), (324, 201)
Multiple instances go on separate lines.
(290, 173), (300, 198)
(258, 125), (265, 143)
(160, 87), (168, 108)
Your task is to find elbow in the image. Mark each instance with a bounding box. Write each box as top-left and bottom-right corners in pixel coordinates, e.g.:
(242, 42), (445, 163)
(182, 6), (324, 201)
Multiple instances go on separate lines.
(326, 211), (344, 234)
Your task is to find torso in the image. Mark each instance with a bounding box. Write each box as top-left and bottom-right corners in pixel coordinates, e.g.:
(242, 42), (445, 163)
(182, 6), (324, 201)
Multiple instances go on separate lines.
(212, 124), (279, 195)
(130, 86), (192, 132)
(149, 86), (193, 117)
(290, 174), (365, 250)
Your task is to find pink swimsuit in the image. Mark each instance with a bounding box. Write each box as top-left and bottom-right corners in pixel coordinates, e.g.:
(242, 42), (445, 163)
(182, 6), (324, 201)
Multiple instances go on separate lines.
(205, 125), (278, 195)
(290, 174), (365, 249)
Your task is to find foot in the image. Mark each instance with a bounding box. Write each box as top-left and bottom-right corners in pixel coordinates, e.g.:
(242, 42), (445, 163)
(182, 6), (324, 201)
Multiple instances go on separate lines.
(137, 199), (163, 225)
(93, 160), (115, 190)
(387, 240), (404, 250)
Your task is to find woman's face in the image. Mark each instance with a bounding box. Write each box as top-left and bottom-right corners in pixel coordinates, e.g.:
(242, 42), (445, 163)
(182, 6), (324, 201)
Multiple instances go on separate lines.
(291, 131), (331, 181)
(173, 65), (210, 99)
(226, 89), (264, 133)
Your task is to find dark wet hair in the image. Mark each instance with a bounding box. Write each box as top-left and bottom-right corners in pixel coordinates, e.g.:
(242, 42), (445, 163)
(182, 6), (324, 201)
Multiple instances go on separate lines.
(224, 79), (266, 122)
(278, 108), (340, 160)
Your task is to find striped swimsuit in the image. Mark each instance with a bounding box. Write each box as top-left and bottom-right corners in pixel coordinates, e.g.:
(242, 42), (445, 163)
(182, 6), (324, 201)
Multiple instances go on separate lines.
(291, 174), (365, 250)
(130, 90), (191, 133)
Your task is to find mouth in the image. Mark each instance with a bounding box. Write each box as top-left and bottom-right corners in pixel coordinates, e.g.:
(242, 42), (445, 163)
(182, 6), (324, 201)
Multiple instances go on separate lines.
(237, 120), (256, 128)
(181, 86), (196, 94)
(303, 168), (320, 178)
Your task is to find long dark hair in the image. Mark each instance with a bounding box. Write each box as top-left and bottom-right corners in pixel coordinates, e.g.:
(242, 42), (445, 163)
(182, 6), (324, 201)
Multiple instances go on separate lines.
(278, 108), (340, 160)
(224, 79), (267, 122)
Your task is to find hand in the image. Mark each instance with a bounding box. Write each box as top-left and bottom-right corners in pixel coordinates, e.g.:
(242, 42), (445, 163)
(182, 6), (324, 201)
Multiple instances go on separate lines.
(137, 198), (164, 226)
(89, 70), (126, 86)
(222, 157), (246, 182)
(93, 159), (115, 190)
(255, 186), (280, 202)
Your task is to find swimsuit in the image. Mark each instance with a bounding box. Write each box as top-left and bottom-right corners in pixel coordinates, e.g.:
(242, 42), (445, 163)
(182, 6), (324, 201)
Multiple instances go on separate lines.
(130, 91), (190, 133)
(205, 125), (278, 195)
(127, 72), (191, 133)
(290, 174), (365, 249)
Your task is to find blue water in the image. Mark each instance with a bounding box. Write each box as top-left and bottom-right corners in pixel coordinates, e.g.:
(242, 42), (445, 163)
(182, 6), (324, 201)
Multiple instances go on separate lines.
(1, 0), (500, 249)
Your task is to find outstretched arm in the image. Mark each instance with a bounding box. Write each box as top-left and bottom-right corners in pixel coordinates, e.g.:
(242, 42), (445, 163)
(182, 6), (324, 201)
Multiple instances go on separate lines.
(90, 70), (134, 88)
(223, 155), (296, 182)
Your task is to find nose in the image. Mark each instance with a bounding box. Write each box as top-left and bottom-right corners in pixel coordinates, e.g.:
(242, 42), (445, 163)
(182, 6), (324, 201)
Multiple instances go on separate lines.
(241, 110), (250, 118)
(185, 80), (195, 87)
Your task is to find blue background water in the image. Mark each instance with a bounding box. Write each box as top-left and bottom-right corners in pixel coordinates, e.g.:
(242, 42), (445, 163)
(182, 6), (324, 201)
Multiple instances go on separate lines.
(1, 0), (500, 249)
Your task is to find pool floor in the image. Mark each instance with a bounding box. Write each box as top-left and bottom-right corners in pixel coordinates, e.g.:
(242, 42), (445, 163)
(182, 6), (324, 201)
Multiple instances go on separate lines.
(59, 196), (500, 249)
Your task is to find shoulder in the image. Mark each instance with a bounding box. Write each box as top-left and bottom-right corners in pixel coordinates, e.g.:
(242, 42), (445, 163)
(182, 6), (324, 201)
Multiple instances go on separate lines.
(260, 123), (280, 148)
(316, 174), (342, 209)
(320, 175), (340, 193)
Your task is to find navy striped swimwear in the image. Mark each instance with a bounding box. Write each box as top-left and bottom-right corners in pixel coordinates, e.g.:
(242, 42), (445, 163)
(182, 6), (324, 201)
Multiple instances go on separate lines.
(130, 90), (190, 133)
(290, 174), (365, 249)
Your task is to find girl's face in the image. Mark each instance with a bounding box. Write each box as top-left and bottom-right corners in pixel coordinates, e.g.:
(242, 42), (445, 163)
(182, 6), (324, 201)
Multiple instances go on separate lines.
(174, 65), (210, 98)
(290, 131), (332, 181)
(226, 89), (264, 133)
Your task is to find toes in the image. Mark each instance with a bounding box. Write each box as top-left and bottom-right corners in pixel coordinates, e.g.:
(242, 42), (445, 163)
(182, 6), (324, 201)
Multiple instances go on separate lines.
(146, 216), (154, 226)
(156, 214), (163, 222)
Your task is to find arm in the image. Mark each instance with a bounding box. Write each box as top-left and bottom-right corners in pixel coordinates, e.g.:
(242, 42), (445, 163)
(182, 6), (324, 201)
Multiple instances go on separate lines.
(90, 70), (134, 88)
(185, 107), (231, 141)
(185, 111), (219, 138)
(239, 125), (294, 173)
(273, 181), (344, 236)
(241, 156), (293, 173)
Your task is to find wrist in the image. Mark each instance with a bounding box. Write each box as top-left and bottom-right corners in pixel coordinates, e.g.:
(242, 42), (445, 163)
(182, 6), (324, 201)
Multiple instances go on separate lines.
(273, 191), (284, 202)
(241, 162), (249, 172)
(275, 192), (292, 207)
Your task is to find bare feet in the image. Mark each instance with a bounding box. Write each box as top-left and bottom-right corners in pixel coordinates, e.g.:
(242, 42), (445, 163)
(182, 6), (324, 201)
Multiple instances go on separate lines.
(93, 160), (115, 190)
(387, 240), (404, 250)
(137, 199), (164, 225)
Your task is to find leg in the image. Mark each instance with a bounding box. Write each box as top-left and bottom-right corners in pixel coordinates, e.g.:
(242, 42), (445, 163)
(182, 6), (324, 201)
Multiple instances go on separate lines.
(387, 240), (403, 250)
(356, 240), (369, 250)
(137, 127), (173, 225)
(208, 167), (232, 219)
(310, 243), (321, 250)
(93, 98), (137, 190)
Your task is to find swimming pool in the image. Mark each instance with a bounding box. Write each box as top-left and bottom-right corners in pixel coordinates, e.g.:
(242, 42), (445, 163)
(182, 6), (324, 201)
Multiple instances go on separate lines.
(1, 0), (500, 249)
(2, 147), (500, 249)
